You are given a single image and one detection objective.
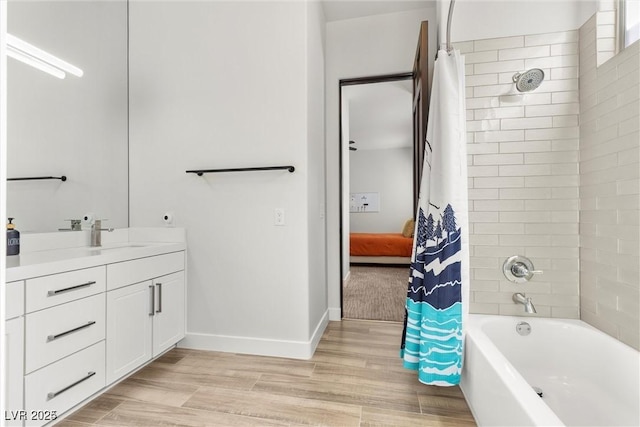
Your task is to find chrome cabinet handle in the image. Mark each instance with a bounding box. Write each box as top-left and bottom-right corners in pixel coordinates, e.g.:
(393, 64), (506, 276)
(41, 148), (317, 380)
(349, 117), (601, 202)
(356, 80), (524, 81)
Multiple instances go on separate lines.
(47, 281), (96, 296)
(156, 283), (162, 313)
(149, 285), (155, 316)
(47, 321), (96, 341)
(47, 371), (96, 400)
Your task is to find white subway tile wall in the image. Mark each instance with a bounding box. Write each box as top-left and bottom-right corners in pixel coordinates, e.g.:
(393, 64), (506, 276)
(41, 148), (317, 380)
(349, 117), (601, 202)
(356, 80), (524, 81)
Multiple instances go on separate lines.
(457, 30), (581, 319)
(595, 2), (616, 66)
(579, 14), (640, 350)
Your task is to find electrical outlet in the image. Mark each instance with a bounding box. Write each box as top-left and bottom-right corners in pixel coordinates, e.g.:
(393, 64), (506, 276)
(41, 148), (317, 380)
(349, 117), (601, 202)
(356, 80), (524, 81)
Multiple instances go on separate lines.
(274, 208), (285, 226)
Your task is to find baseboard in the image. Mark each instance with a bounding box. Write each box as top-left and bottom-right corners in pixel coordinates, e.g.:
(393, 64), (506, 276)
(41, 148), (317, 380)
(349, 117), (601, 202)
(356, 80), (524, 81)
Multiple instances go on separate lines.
(344, 270), (351, 282)
(329, 307), (341, 321)
(180, 310), (330, 360)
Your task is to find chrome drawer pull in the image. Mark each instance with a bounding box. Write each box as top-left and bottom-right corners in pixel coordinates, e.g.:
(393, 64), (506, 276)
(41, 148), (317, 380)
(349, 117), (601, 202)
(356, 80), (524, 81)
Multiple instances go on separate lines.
(47, 321), (96, 341)
(47, 281), (96, 296)
(47, 371), (96, 400)
(149, 285), (155, 316)
(156, 283), (162, 313)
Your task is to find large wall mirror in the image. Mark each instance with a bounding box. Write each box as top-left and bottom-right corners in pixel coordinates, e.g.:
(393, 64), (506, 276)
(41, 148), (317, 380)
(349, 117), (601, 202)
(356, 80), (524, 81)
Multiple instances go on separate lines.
(7, 0), (129, 233)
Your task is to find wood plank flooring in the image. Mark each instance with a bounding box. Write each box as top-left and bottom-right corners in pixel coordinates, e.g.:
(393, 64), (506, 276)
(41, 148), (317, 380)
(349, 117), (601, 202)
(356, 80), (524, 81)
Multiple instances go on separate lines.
(57, 320), (476, 426)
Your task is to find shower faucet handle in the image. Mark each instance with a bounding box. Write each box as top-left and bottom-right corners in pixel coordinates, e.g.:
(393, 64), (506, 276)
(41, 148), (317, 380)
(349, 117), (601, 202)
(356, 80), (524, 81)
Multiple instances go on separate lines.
(511, 262), (542, 277)
(503, 255), (543, 283)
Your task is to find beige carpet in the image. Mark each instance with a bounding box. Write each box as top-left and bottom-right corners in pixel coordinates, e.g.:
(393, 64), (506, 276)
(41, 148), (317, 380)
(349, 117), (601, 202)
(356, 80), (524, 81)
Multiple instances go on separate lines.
(343, 265), (410, 322)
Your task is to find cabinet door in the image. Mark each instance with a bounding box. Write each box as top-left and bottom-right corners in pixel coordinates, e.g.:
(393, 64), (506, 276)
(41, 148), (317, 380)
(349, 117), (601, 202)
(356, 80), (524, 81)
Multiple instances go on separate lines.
(152, 271), (185, 357)
(106, 281), (153, 384)
(4, 317), (24, 427)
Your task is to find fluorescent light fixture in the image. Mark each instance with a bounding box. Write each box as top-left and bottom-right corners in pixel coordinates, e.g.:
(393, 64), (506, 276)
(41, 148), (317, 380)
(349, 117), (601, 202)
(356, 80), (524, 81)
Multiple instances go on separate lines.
(6, 33), (83, 79)
(6, 45), (66, 79)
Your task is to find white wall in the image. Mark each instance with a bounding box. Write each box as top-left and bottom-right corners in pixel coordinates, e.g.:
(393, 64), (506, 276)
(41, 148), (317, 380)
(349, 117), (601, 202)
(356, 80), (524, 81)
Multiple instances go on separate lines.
(6, 1), (128, 233)
(349, 147), (413, 233)
(326, 6), (437, 318)
(448, 0), (596, 43)
(129, 1), (325, 358)
(579, 14), (639, 350)
(305, 0), (328, 341)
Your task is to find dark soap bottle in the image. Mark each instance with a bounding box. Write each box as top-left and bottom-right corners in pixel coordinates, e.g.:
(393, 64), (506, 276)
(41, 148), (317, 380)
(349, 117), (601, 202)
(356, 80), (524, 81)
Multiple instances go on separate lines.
(7, 217), (20, 256)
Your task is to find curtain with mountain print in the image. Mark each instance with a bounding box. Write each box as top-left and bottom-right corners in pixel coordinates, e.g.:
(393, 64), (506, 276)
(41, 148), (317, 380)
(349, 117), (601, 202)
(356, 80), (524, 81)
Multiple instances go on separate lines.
(401, 49), (469, 386)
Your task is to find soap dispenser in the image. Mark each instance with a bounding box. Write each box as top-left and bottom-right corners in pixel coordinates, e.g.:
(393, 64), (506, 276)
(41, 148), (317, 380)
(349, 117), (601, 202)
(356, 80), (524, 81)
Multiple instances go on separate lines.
(6, 218), (20, 256)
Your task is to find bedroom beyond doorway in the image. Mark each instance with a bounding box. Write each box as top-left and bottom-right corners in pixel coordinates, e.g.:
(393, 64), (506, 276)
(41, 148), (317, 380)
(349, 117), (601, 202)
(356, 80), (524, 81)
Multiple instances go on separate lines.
(342, 265), (409, 322)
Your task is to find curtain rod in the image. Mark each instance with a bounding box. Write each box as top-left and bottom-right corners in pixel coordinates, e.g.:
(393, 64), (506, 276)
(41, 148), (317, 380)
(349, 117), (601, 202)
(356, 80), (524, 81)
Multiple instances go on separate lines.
(446, 0), (456, 54)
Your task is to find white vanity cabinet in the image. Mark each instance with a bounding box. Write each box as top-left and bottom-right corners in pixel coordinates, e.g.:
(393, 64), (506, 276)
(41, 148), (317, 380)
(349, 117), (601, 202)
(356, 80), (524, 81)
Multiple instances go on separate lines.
(6, 233), (187, 426)
(106, 252), (185, 384)
(5, 280), (25, 427)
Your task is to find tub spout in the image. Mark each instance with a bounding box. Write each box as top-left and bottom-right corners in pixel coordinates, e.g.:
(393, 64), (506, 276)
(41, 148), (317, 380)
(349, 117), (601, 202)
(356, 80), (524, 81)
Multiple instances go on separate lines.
(513, 292), (537, 314)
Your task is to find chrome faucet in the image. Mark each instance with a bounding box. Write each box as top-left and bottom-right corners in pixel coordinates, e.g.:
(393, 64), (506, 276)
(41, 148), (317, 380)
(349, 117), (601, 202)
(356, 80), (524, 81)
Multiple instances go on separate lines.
(513, 292), (537, 314)
(90, 219), (114, 247)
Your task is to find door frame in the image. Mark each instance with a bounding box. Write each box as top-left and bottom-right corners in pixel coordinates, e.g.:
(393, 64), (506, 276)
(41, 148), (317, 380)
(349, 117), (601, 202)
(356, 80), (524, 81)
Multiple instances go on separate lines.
(338, 72), (413, 316)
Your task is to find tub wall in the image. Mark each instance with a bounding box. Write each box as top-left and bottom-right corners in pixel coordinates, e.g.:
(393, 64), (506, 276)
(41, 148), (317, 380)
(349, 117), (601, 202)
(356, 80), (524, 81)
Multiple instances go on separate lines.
(579, 14), (640, 350)
(455, 30), (581, 318)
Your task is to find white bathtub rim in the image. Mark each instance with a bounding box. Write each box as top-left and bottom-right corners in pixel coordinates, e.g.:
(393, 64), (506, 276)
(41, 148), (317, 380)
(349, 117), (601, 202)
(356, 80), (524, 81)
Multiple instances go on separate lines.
(462, 314), (565, 426)
(462, 314), (640, 427)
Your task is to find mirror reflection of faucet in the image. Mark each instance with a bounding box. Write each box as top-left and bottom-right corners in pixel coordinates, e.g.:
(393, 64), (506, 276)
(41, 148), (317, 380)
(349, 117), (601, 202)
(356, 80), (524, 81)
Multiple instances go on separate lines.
(58, 219), (82, 231)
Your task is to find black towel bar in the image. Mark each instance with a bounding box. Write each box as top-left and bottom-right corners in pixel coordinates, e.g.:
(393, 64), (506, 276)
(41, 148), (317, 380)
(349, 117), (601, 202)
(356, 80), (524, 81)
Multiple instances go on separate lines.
(186, 166), (295, 176)
(8, 175), (67, 182)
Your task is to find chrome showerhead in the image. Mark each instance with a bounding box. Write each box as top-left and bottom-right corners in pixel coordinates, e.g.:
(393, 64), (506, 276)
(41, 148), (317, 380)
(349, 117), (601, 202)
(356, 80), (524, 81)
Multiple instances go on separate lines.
(512, 68), (545, 92)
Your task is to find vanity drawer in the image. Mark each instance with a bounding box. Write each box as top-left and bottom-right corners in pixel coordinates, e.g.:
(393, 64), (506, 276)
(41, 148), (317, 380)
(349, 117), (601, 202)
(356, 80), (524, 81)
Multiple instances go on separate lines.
(25, 293), (105, 374)
(26, 266), (106, 313)
(107, 251), (184, 290)
(6, 280), (24, 320)
(25, 341), (105, 427)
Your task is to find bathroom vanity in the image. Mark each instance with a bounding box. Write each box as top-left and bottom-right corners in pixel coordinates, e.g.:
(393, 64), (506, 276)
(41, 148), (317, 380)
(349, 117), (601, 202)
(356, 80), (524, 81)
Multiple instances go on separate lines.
(4, 228), (186, 426)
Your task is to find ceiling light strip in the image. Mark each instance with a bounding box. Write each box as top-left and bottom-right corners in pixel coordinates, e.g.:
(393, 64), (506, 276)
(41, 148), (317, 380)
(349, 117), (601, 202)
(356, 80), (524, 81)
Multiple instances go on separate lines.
(6, 33), (83, 78)
(6, 45), (66, 79)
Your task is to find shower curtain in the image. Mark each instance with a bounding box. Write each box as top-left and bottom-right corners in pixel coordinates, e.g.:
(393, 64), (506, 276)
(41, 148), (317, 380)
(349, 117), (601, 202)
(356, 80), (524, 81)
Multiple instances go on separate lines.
(401, 49), (469, 386)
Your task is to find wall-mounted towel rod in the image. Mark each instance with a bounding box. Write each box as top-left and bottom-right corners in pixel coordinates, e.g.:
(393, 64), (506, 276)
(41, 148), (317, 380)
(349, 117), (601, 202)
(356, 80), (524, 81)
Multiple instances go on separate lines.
(186, 166), (295, 176)
(8, 175), (67, 181)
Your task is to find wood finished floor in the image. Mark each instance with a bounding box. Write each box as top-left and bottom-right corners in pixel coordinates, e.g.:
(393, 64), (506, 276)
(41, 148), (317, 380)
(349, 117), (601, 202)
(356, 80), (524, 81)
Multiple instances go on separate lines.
(58, 320), (476, 426)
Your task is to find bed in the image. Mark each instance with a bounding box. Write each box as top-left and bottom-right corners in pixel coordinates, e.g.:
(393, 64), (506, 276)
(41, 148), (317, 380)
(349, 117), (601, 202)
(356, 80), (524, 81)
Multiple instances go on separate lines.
(349, 232), (413, 265)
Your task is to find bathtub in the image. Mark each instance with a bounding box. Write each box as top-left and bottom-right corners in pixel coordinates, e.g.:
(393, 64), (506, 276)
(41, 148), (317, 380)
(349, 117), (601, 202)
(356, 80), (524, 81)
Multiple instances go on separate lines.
(460, 314), (640, 426)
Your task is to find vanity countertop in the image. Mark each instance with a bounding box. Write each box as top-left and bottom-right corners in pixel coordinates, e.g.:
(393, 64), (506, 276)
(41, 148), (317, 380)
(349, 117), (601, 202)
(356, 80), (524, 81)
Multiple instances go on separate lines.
(6, 228), (186, 282)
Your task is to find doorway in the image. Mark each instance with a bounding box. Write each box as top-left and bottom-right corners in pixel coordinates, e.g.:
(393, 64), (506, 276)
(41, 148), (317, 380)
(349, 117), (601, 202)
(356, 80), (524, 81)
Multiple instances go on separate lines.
(337, 21), (430, 321)
(339, 73), (414, 321)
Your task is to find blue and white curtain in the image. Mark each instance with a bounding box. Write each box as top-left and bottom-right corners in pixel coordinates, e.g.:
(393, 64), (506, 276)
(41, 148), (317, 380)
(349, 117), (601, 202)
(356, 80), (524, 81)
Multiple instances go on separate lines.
(401, 49), (469, 386)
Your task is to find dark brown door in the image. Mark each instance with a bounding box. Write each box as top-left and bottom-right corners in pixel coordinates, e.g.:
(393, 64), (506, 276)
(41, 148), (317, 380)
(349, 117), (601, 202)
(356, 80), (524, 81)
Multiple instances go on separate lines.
(412, 21), (429, 214)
